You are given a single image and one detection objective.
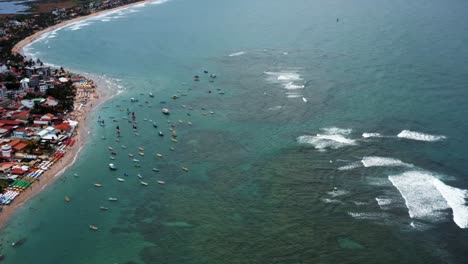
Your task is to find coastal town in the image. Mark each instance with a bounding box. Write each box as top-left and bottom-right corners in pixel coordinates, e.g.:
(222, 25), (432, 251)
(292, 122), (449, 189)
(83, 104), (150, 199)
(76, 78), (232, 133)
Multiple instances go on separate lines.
(0, 0), (146, 210)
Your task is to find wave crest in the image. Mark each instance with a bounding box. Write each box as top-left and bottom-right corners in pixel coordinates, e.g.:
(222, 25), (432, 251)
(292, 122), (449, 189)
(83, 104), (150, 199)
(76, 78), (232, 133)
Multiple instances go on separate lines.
(397, 130), (447, 142)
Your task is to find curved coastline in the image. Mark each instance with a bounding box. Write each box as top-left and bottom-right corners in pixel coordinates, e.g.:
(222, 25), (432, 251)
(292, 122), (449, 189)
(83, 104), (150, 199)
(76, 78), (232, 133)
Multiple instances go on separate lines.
(1, 0), (159, 230)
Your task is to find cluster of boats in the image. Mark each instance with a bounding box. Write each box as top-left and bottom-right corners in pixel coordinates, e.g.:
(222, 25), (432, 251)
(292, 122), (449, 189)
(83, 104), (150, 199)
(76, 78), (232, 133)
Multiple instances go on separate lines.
(89, 70), (221, 230)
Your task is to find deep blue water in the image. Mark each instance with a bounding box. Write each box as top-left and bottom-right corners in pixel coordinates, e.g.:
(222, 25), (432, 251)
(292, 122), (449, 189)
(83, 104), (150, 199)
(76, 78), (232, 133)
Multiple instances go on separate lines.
(1, 0), (468, 263)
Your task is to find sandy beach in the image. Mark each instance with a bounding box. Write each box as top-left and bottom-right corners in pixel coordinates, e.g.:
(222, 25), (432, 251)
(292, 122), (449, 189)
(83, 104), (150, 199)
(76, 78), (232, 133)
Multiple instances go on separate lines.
(12, 0), (158, 53)
(1, 0), (157, 229)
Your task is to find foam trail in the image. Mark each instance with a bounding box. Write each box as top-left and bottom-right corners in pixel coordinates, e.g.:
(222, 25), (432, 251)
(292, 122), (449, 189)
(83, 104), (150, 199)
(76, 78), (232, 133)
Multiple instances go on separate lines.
(362, 133), (382, 138)
(433, 179), (468, 229)
(228, 51), (246, 57)
(389, 171), (448, 221)
(397, 130), (447, 142)
(361, 156), (413, 168)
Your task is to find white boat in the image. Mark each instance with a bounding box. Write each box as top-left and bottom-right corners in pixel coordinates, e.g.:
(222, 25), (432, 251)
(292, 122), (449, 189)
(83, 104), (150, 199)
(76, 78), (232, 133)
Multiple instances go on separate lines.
(110, 157), (116, 160)
(99, 206), (109, 210)
(140, 181), (148, 186)
(162, 108), (170, 115)
(132, 159), (140, 162)
(109, 163), (117, 170)
(149, 92), (154, 97)
(117, 178), (125, 182)
(137, 174), (143, 179)
(302, 97), (308, 103)
(157, 180), (165, 185)
(108, 197), (118, 201)
(152, 168), (159, 172)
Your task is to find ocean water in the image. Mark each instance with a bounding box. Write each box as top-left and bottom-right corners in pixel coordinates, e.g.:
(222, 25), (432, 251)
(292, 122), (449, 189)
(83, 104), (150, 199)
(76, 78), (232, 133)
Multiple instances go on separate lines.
(2, 0), (468, 263)
(0, 0), (31, 14)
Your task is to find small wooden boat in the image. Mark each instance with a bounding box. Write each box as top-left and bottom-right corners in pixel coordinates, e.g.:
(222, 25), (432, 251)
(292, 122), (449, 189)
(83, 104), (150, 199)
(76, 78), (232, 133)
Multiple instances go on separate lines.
(65, 196), (71, 202)
(89, 225), (98, 230)
(94, 183), (102, 187)
(171, 138), (178, 142)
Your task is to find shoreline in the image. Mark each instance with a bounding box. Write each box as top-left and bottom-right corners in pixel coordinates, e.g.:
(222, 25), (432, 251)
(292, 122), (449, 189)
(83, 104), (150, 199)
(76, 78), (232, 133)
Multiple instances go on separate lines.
(1, 0), (157, 229)
(12, 0), (158, 53)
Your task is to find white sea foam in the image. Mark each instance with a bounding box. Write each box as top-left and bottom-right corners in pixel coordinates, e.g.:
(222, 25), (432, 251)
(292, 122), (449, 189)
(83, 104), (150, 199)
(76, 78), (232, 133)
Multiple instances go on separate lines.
(264, 71), (305, 99)
(297, 127), (356, 150)
(267, 105), (282, 111)
(67, 21), (93, 31)
(297, 134), (356, 150)
(397, 130), (447, 142)
(228, 51), (246, 57)
(284, 82), (304, 90)
(321, 127), (352, 135)
(321, 198), (342, 204)
(361, 156), (413, 168)
(362, 132), (382, 138)
(375, 197), (393, 209)
(337, 162), (362, 171)
(348, 212), (389, 221)
(433, 179), (468, 229)
(388, 171), (449, 221)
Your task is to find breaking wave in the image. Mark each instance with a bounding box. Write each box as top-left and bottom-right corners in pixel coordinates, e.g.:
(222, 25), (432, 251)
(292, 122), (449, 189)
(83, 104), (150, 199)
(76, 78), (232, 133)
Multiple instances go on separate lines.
(389, 170), (468, 228)
(433, 179), (468, 229)
(361, 156), (413, 168)
(297, 127), (356, 150)
(397, 130), (447, 142)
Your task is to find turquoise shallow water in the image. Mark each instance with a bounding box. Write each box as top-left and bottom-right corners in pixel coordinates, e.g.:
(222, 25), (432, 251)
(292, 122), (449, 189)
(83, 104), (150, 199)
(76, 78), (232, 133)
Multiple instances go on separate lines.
(1, 0), (468, 263)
